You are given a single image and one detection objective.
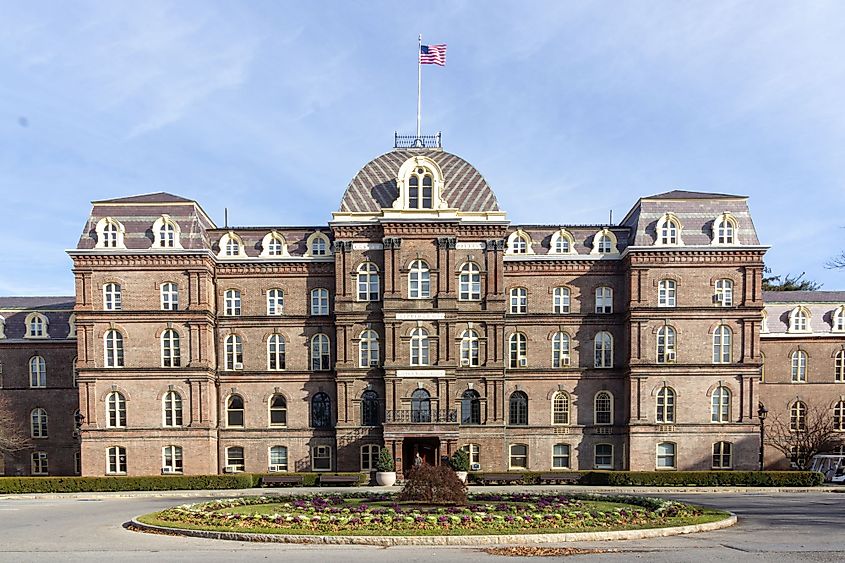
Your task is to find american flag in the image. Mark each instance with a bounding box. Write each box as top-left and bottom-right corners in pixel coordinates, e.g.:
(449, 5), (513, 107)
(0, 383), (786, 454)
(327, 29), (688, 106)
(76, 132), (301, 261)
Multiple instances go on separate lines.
(419, 44), (447, 66)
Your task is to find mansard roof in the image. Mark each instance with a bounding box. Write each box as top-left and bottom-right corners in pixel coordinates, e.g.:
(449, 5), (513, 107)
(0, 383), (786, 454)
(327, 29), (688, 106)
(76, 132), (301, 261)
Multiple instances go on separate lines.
(93, 192), (195, 204)
(0, 296), (74, 309)
(644, 190), (746, 200)
(338, 149), (500, 213)
(763, 291), (845, 303)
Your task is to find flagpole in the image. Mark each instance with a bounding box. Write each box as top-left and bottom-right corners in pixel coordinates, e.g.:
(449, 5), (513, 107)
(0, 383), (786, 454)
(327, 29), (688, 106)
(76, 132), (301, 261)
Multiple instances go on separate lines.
(417, 33), (422, 141)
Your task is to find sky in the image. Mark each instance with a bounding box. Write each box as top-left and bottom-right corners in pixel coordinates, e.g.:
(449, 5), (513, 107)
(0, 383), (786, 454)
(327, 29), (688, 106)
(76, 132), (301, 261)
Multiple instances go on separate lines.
(1, 0), (845, 295)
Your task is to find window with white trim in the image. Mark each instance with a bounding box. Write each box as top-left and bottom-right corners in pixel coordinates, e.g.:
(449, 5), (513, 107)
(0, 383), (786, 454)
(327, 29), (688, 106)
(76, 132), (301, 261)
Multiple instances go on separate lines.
(225, 446), (245, 472)
(359, 329), (379, 368)
(106, 392), (126, 428)
(714, 214), (737, 245)
(360, 444), (380, 472)
(656, 325), (676, 364)
(269, 395), (287, 427)
(833, 400), (845, 432)
(460, 329), (480, 367)
(594, 331), (613, 368)
(551, 230), (574, 254)
(656, 442), (676, 469)
(311, 334), (331, 371)
(103, 283), (122, 311)
(552, 332), (570, 368)
(31, 408), (48, 438)
(508, 332), (527, 368)
(408, 260), (430, 299)
(790, 401), (807, 431)
(161, 329), (180, 368)
(410, 328), (430, 366)
(29, 356), (46, 388)
(31, 451), (48, 475)
(311, 445), (332, 471)
(712, 441), (732, 469)
(594, 444), (613, 469)
(224, 334), (243, 370)
(714, 279), (733, 307)
(658, 279), (676, 307)
(509, 443), (528, 469)
(223, 289), (241, 316)
(309, 233), (330, 256)
(104, 329), (124, 368)
(226, 395), (244, 427)
(658, 216), (680, 245)
(107, 446), (127, 474)
(595, 286), (613, 314)
(162, 445), (183, 473)
(267, 289), (284, 315)
(461, 444), (480, 467)
(158, 220), (178, 248)
(711, 386), (730, 423)
(357, 262), (380, 301)
(791, 350), (807, 383)
(712, 325), (732, 364)
(458, 263), (481, 301)
(553, 287), (570, 313)
(836, 350), (845, 383)
(552, 391), (570, 425)
(511, 234), (529, 254)
(552, 444), (570, 469)
(160, 283), (178, 311)
(98, 218), (123, 248)
(311, 288), (329, 315)
(594, 391), (613, 425)
(269, 446), (288, 471)
(163, 391), (183, 427)
(656, 387), (675, 423)
(268, 334), (285, 370)
(509, 287), (527, 314)
(225, 236), (240, 256)
(834, 307), (845, 332)
(789, 307), (811, 333)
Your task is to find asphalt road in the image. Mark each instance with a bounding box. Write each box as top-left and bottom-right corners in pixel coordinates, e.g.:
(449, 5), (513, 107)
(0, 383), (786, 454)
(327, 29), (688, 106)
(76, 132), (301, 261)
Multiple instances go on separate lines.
(0, 490), (843, 562)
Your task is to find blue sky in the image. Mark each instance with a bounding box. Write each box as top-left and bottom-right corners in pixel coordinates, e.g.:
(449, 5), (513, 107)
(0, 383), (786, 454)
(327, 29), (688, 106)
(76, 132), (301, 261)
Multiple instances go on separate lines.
(2, 0), (845, 295)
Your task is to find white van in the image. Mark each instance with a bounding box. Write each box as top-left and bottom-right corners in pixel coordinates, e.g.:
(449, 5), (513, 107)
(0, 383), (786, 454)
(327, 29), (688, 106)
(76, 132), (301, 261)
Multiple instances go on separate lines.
(809, 454), (845, 483)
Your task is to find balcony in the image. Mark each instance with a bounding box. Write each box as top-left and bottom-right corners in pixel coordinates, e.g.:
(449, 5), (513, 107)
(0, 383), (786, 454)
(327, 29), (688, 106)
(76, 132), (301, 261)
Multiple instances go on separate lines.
(385, 409), (457, 423)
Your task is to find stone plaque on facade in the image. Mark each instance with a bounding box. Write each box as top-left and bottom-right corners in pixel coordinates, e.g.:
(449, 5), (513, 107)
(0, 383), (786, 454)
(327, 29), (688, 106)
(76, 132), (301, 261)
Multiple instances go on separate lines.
(352, 242), (384, 250)
(396, 369), (447, 378)
(456, 242), (485, 250)
(395, 312), (446, 320)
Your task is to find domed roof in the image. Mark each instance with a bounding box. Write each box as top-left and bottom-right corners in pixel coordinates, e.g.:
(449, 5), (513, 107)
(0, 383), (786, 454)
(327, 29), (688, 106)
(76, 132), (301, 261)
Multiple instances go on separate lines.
(338, 149), (500, 213)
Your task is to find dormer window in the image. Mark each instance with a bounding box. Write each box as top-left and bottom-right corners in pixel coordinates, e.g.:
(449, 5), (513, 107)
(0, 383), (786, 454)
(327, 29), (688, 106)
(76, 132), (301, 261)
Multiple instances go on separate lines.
(217, 232), (246, 259)
(95, 217), (126, 249)
(25, 312), (49, 339)
(789, 306), (811, 333)
(104, 222), (119, 247)
(260, 231), (289, 258)
(226, 238), (239, 256)
(591, 229), (618, 255)
(304, 232), (332, 257)
(506, 230), (534, 255)
(832, 306), (845, 332)
(0, 315), (5, 339)
(394, 156), (446, 211)
(152, 215), (181, 248)
(550, 229), (575, 254)
(312, 236), (327, 255)
(409, 168), (433, 209)
(68, 314), (77, 339)
(655, 213), (682, 246)
(512, 235), (528, 253)
(713, 213), (738, 245)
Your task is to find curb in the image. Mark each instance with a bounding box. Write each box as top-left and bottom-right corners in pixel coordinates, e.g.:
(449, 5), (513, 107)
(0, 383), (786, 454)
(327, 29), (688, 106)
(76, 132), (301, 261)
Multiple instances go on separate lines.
(127, 513), (738, 546)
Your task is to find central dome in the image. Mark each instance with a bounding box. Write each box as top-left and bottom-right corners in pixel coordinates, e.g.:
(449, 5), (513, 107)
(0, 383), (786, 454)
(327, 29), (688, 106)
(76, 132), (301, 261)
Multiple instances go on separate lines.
(338, 149), (500, 213)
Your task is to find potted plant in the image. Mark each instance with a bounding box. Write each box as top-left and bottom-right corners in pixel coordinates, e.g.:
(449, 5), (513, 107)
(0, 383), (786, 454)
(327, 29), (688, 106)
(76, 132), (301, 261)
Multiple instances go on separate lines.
(375, 447), (397, 486)
(450, 448), (470, 483)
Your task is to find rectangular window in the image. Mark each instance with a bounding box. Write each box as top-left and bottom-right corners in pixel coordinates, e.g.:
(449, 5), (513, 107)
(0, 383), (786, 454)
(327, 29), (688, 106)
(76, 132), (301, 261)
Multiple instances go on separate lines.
(712, 442), (732, 469)
(553, 288), (570, 314)
(461, 444), (480, 467)
(225, 447), (245, 472)
(656, 442), (676, 469)
(312, 445), (332, 471)
(594, 444), (613, 469)
(31, 452), (48, 475)
(509, 444), (528, 469)
(107, 446), (127, 474)
(360, 444), (380, 471)
(162, 446), (183, 473)
(595, 287), (613, 314)
(552, 444), (570, 469)
(269, 446), (289, 471)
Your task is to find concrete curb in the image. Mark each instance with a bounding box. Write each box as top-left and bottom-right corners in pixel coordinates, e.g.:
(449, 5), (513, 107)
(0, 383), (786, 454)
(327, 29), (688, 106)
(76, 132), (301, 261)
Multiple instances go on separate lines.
(127, 513), (738, 546)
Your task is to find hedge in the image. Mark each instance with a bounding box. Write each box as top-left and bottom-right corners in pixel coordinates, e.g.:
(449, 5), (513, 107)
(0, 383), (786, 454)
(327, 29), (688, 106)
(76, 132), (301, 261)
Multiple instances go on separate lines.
(0, 472), (368, 494)
(467, 470), (823, 487)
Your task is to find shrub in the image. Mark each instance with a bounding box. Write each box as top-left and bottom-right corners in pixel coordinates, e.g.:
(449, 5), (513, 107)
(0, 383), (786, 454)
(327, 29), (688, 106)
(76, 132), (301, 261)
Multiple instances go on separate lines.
(398, 463), (468, 504)
(450, 448), (470, 472)
(580, 470), (823, 487)
(375, 448), (395, 472)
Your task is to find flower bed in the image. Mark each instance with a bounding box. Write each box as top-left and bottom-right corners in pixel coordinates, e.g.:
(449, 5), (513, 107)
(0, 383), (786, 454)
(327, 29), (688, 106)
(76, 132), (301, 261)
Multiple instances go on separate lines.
(138, 492), (727, 536)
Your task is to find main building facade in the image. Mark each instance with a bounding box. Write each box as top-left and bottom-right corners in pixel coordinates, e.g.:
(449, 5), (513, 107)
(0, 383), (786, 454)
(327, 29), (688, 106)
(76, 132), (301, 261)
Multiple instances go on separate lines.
(2, 142), (844, 477)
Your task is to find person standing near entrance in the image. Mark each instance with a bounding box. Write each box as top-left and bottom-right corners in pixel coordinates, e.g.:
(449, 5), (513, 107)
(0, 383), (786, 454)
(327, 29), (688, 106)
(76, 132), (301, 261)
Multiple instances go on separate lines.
(414, 452), (422, 467)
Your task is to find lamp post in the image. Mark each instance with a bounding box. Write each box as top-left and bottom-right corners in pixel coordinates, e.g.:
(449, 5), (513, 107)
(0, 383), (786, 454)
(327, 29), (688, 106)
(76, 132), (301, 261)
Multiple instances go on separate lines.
(757, 402), (768, 471)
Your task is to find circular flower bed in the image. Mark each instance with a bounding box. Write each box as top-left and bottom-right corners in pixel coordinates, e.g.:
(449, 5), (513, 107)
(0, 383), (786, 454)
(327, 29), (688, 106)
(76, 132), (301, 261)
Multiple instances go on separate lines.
(138, 493), (726, 537)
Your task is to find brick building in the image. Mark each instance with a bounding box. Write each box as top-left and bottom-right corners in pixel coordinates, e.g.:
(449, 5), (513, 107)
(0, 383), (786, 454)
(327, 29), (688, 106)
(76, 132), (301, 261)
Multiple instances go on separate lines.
(1, 140), (843, 476)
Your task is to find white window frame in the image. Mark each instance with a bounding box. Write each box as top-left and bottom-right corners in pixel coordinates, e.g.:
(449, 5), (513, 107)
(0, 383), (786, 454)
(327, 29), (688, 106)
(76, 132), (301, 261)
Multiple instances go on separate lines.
(162, 445), (183, 473)
(656, 387), (675, 423)
(594, 331), (613, 368)
(711, 386), (731, 423)
(712, 325), (732, 364)
(656, 442), (676, 469)
(553, 287), (570, 314)
(658, 279), (676, 307)
(835, 350), (845, 383)
(408, 259), (431, 299)
(712, 441), (732, 469)
(225, 446), (245, 472)
(107, 446), (127, 475)
(594, 391), (613, 425)
(357, 262), (380, 302)
(595, 286), (613, 314)
(460, 329), (480, 367)
(106, 391), (126, 428)
(656, 325), (676, 364)
(163, 390), (183, 427)
(311, 445), (332, 472)
(104, 329), (125, 368)
(311, 288), (329, 316)
(311, 334), (331, 371)
(269, 394), (287, 427)
(508, 332), (527, 368)
(360, 444), (380, 472)
(30, 408), (48, 438)
(226, 395), (245, 428)
(714, 279), (733, 307)
(31, 451), (48, 475)
(458, 263), (481, 301)
(224, 334), (243, 371)
(161, 329), (181, 368)
(789, 307), (811, 333)
(552, 391), (570, 425)
(359, 329), (380, 368)
(834, 306), (845, 332)
(267, 334), (286, 371)
(790, 401), (807, 431)
(509, 287), (527, 314)
(410, 328), (430, 366)
(160, 282), (178, 311)
(508, 443), (528, 470)
(791, 350), (807, 383)
(223, 289), (241, 316)
(594, 444), (613, 469)
(552, 332), (570, 368)
(103, 283), (122, 311)
(29, 356), (46, 388)
(552, 443), (571, 469)
(269, 445), (289, 471)
(267, 289), (284, 316)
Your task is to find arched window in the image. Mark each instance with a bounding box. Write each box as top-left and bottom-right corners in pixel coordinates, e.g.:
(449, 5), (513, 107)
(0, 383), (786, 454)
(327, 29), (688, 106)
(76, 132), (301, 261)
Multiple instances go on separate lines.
(410, 328), (430, 366)
(834, 306), (845, 332)
(656, 387), (675, 423)
(761, 311), (769, 333)
(160, 282), (178, 311)
(552, 391), (570, 425)
(269, 446), (288, 471)
(711, 386), (730, 423)
(360, 444), (380, 471)
(99, 218), (124, 248)
(836, 350), (845, 383)
(72, 356), (78, 387)
(458, 263), (481, 301)
(359, 330), (379, 368)
(656, 442), (676, 468)
(593, 230), (616, 254)
(158, 220), (177, 248)
(31, 408), (48, 438)
(511, 233), (529, 254)
(411, 388), (431, 423)
(658, 215), (681, 245)
(261, 231), (287, 257)
(357, 262), (380, 301)
(594, 391), (613, 425)
(267, 334), (286, 371)
(161, 329), (181, 368)
(508, 332), (527, 368)
(104, 221), (119, 247)
(267, 288), (284, 315)
(269, 394), (287, 427)
(714, 279), (733, 307)
(106, 392), (126, 428)
(712, 325), (732, 364)
(311, 334), (331, 371)
(107, 446), (127, 474)
(408, 260), (431, 299)
(266, 234), (284, 256)
(226, 395), (244, 427)
(833, 400), (845, 432)
(595, 286), (613, 313)
(361, 390), (380, 426)
(408, 167), (434, 209)
(163, 391), (183, 427)
(225, 446), (245, 472)
(791, 350), (808, 382)
(509, 391), (528, 426)
(460, 329), (480, 367)
(712, 441), (732, 468)
(656, 326), (677, 364)
(594, 331), (613, 368)
(789, 307), (811, 333)
(224, 234), (241, 256)
(311, 392), (332, 429)
(308, 232), (330, 256)
(310, 288), (329, 316)
(553, 287), (570, 314)
(552, 332), (570, 368)
(103, 283), (122, 311)
(790, 401), (807, 431)
(68, 314), (76, 339)
(162, 445), (183, 473)
(658, 279), (676, 307)
(550, 229), (574, 254)
(104, 329), (124, 368)
(509, 287), (527, 314)
(461, 389), (481, 425)
(25, 312), (48, 338)
(714, 213), (737, 245)
(223, 289), (241, 316)
(29, 356), (46, 388)
(224, 334), (243, 370)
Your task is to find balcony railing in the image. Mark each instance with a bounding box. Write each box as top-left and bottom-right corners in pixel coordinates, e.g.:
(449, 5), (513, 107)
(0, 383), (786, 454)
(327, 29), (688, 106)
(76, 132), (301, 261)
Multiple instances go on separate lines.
(385, 409), (457, 423)
(394, 132), (442, 149)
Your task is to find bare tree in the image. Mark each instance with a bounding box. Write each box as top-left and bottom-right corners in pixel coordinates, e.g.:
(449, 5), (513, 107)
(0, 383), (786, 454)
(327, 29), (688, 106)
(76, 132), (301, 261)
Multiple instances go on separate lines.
(0, 395), (28, 455)
(827, 252), (845, 270)
(765, 403), (844, 469)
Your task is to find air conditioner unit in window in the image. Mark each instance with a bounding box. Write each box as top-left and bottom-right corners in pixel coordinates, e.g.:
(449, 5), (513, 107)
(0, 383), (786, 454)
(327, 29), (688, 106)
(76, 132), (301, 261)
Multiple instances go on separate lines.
(370, 360), (379, 367)
(460, 358), (470, 367)
(666, 351), (677, 363)
(470, 463), (481, 471)
(518, 357), (528, 367)
(161, 467), (177, 475)
(223, 465), (241, 473)
(233, 362), (244, 370)
(268, 465), (286, 473)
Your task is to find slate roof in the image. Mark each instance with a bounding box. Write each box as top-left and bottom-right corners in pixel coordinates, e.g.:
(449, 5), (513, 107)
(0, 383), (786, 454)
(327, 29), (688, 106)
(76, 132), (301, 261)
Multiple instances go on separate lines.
(763, 291), (845, 303)
(93, 192), (195, 204)
(338, 149), (500, 213)
(645, 190), (746, 200)
(0, 296), (75, 309)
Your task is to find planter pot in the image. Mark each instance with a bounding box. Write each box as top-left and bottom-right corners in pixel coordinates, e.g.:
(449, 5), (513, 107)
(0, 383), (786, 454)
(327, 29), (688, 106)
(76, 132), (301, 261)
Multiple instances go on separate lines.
(455, 471), (468, 483)
(375, 471), (397, 486)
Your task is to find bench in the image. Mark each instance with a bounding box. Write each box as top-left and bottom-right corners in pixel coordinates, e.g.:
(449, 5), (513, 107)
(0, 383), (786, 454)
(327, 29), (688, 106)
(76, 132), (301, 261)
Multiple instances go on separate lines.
(319, 474), (361, 486)
(477, 473), (525, 485)
(260, 475), (304, 487)
(538, 472), (581, 485)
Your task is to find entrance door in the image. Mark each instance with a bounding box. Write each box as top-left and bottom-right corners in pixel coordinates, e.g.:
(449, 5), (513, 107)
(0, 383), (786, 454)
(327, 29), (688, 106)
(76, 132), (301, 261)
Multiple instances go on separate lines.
(402, 437), (440, 474)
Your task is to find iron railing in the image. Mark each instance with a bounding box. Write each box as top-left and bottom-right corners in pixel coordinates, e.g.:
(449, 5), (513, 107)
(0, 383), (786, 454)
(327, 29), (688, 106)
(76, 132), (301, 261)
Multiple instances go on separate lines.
(385, 409), (458, 423)
(394, 132), (442, 149)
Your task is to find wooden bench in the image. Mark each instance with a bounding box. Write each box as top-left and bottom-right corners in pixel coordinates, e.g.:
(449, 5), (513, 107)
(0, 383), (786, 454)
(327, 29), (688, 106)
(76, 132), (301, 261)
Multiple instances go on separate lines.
(319, 474), (361, 486)
(260, 475), (304, 487)
(538, 472), (581, 485)
(477, 473), (525, 485)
